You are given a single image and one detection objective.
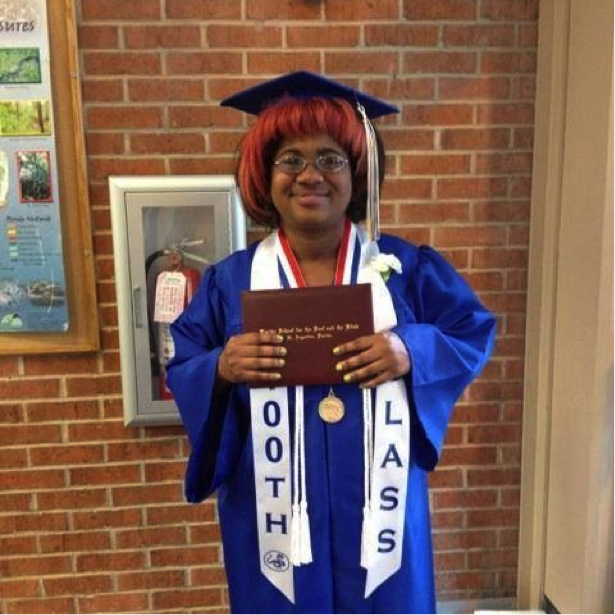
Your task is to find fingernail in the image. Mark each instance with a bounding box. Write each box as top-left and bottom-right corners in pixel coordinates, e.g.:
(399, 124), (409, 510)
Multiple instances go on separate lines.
(343, 373), (353, 383)
(275, 335), (284, 343)
(278, 358), (285, 367)
(332, 346), (341, 355)
(279, 347), (288, 356)
(271, 373), (282, 380)
(335, 363), (344, 372)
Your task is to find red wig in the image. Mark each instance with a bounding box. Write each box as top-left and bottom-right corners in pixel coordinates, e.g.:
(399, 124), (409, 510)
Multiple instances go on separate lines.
(235, 97), (385, 227)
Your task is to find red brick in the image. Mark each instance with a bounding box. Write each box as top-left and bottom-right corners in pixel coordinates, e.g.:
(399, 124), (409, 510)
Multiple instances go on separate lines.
(382, 178), (432, 200)
(82, 0), (161, 20)
(364, 25), (438, 47)
(128, 79), (204, 102)
(0, 448), (27, 468)
(480, 0), (539, 20)
(0, 495), (31, 518)
(43, 574), (112, 597)
(462, 271), (504, 291)
(209, 132), (243, 154)
(0, 578), (39, 600)
(117, 569), (186, 591)
(86, 133), (125, 155)
(0, 423), (62, 445)
(191, 566), (228, 586)
(403, 104), (473, 126)
(519, 24), (539, 47)
(434, 551), (466, 571)
(31, 444), (105, 467)
(124, 25), (202, 48)
(431, 510), (464, 530)
(144, 461), (185, 482)
(512, 75), (536, 100)
(440, 445), (498, 466)
(4, 597), (74, 614)
(467, 508), (519, 528)
(0, 379), (60, 400)
(208, 25), (282, 48)
(65, 375), (121, 397)
(434, 226), (506, 248)
(146, 503), (215, 525)
(115, 527), (187, 549)
(69, 464), (140, 486)
(404, 0), (476, 20)
(153, 588), (222, 610)
(78, 592), (149, 614)
(76, 551), (146, 572)
(440, 77), (510, 100)
(399, 202), (469, 224)
(433, 529), (497, 551)
(168, 157), (236, 175)
(89, 157), (166, 181)
(0, 535), (37, 555)
(287, 25), (360, 48)
(481, 51), (537, 75)
(112, 483), (184, 507)
(169, 106), (242, 129)
(23, 354), (98, 376)
(364, 77), (436, 103)
(467, 468), (520, 487)
(151, 545), (220, 567)
(26, 400), (99, 423)
(37, 488), (107, 511)
(244, 52), (320, 76)
(81, 79), (124, 102)
(166, 0), (241, 19)
(83, 52), (161, 76)
(443, 24), (515, 47)
(438, 178), (509, 199)
(78, 26), (119, 49)
(401, 154), (471, 175)
(441, 127), (511, 149)
(472, 201), (530, 222)
(437, 571), (497, 591)
(380, 128), (434, 150)
(0, 468), (65, 490)
(472, 247), (528, 269)
(40, 531), (111, 553)
(384, 228), (431, 246)
(190, 524), (222, 544)
(478, 103), (535, 125)
(246, 0), (320, 20)
(0, 554), (72, 578)
(326, 0), (398, 19)
(324, 52), (400, 75)
(467, 424), (521, 444)
(403, 52), (476, 74)
(86, 106), (163, 129)
(130, 133), (204, 155)
(429, 468), (464, 488)
(166, 52), (242, 75)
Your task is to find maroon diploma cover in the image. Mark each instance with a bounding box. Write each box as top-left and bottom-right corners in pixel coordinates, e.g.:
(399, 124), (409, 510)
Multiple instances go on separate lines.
(242, 284), (374, 387)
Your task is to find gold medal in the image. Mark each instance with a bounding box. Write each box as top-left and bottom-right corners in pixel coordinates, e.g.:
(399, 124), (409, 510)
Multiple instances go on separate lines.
(318, 388), (345, 423)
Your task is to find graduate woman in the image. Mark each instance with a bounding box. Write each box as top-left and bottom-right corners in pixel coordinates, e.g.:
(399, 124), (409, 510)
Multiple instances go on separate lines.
(167, 71), (496, 614)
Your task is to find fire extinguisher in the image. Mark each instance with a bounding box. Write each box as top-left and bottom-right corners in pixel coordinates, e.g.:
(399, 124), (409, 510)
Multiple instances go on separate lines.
(146, 246), (203, 401)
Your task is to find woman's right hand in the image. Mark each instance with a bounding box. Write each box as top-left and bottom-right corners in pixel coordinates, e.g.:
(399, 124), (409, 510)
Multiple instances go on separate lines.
(217, 331), (287, 384)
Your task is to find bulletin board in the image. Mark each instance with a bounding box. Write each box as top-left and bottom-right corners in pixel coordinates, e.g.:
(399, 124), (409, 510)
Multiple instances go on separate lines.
(0, 0), (99, 354)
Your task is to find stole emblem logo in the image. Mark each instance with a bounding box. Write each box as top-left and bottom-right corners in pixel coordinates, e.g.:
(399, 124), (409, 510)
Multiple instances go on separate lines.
(264, 550), (290, 572)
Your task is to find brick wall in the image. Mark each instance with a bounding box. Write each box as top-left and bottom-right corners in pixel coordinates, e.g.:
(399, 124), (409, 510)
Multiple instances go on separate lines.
(0, 0), (537, 612)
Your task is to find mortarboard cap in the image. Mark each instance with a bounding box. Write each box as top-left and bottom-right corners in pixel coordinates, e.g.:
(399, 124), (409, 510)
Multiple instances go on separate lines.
(220, 70), (399, 119)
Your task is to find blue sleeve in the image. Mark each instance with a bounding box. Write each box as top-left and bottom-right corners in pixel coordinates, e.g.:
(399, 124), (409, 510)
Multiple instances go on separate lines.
(392, 246), (496, 471)
(167, 266), (245, 503)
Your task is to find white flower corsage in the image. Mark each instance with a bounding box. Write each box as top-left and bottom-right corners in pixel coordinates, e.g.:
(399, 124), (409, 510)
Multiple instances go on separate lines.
(369, 253), (402, 282)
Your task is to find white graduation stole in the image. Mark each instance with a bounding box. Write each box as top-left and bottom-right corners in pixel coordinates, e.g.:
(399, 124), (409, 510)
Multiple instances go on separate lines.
(249, 223), (410, 603)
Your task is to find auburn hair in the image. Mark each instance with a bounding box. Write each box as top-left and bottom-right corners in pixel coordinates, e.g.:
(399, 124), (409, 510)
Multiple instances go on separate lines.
(235, 97), (385, 228)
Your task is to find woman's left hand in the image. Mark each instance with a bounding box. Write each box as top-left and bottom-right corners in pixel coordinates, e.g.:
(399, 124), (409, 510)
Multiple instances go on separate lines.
(333, 331), (411, 389)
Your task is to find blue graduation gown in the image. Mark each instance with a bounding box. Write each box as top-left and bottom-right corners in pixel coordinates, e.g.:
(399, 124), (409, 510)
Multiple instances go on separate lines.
(168, 234), (496, 614)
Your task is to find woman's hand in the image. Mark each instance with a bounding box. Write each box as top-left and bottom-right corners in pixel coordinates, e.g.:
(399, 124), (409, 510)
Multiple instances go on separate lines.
(333, 332), (411, 389)
(218, 331), (287, 384)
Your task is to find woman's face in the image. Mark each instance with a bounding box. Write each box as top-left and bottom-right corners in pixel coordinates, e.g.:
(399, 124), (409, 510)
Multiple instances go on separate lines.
(270, 133), (352, 235)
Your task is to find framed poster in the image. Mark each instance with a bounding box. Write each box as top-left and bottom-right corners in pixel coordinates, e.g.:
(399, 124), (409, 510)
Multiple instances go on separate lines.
(0, 0), (99, 353)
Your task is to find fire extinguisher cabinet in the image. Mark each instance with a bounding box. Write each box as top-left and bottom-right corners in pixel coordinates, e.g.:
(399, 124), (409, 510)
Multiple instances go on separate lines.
(109, 175), (246, 426)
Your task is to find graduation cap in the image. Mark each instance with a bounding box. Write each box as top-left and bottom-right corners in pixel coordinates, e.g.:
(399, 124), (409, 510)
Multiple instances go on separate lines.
(221, 71), (397, 241)
(220, 70), (399, 119)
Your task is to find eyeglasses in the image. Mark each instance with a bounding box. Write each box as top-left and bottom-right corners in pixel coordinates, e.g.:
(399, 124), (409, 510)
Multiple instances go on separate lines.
(273, 152), (349, 175)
